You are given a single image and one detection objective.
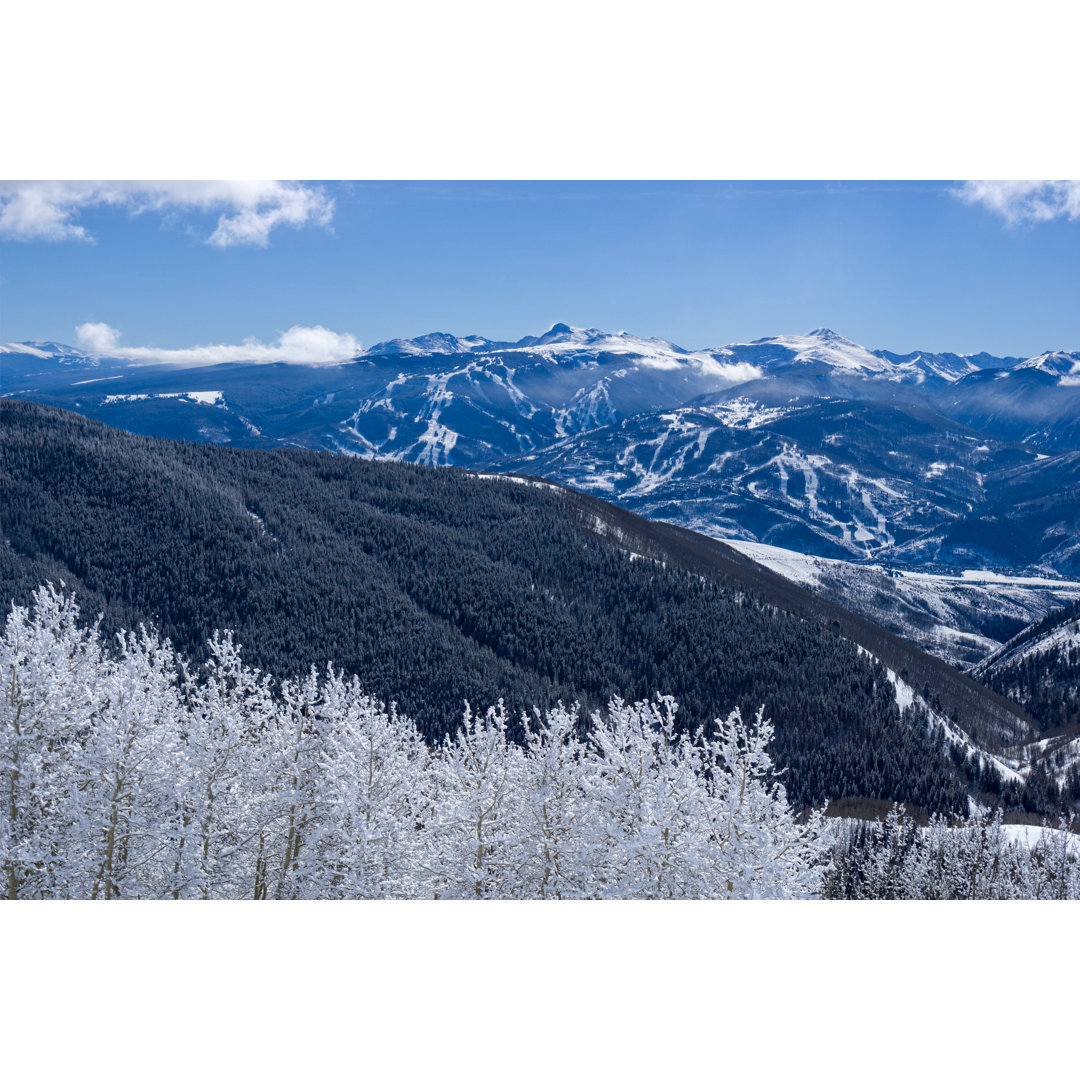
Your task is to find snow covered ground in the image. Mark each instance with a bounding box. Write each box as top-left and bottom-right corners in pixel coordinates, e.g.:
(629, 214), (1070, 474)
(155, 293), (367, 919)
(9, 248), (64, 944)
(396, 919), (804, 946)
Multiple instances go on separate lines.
(1001, 824), (1080, 854)
(103, 390), (224, 406)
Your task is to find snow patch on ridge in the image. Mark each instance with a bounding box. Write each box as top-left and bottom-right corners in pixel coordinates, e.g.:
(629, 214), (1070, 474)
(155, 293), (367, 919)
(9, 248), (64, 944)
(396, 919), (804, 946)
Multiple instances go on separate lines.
(102, 390), (223, 406)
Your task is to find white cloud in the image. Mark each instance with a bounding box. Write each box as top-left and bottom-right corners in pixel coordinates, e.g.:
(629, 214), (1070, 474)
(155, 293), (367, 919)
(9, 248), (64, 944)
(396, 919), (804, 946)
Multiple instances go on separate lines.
(955, 180), (1080, 225)
(699, 359), (763, 384)
(75, 322), (122, 353)
(730, 362), (764, 382)
(73, 323), (362, 366)
(0, 181), (334, 246)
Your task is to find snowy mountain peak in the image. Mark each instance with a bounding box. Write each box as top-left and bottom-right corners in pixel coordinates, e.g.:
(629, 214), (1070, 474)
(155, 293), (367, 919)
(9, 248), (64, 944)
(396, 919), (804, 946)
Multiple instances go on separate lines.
(745, 330), (894, 375)
(1015, 351), (1080, 378)
(2, 340), (81, 358)
(362, 332), (495, 358)
(534, 323), (594, 345)
(1, 340), (100, 364)
(529, 324), (621, 348)
(0, 342), (50, 357)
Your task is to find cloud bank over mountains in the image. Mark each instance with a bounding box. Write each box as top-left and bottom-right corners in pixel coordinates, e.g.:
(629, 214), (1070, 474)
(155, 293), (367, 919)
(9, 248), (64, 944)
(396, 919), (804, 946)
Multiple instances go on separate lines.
(0, 181), (334, 246)
(73, 322), (362, 365)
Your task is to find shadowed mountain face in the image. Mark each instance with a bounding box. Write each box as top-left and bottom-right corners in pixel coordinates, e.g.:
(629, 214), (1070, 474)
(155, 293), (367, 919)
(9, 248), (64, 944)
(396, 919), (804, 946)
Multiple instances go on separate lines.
(7, 399), (1063, 818)
(3, 327), (1079, 578)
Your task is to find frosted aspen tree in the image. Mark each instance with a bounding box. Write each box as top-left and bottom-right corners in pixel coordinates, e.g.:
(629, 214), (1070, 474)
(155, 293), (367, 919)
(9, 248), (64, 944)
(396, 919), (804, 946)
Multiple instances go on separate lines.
(421, 702), (526, 899)
(1, 586), (104, 899)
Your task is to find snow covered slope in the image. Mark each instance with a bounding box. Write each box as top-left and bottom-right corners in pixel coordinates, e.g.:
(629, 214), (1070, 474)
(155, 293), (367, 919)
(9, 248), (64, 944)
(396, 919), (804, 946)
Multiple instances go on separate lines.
(977, 608), (1080, 675)
(0, 341), (95, 362)
(713, 328), (898, 376)
(496, 396), (1060, 567)
(726, 540), (1080, 667)
(970, 601), (1080, 787)
(334, 326), (762, 465)
(710, 329), (1017, 385)
(1013, 351), (1080, 379)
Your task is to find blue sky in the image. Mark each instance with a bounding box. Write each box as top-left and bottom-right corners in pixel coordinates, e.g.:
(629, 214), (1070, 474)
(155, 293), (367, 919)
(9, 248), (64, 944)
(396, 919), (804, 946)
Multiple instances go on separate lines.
(2, 180), (1078, 358)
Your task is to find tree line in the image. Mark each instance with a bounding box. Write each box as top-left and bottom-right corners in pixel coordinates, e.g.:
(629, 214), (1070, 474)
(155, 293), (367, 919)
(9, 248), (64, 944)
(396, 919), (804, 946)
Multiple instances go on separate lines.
(822, 804), (1078, 899)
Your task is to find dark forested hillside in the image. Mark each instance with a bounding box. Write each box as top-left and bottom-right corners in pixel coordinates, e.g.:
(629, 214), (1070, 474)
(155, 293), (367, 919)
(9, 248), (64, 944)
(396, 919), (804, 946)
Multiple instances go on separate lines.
(0, 400), (1034, 816)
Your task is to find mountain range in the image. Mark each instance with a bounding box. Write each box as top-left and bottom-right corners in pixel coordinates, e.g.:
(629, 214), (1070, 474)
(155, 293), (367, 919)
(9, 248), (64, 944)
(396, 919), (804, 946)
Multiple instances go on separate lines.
(4, 324), (1079, 658)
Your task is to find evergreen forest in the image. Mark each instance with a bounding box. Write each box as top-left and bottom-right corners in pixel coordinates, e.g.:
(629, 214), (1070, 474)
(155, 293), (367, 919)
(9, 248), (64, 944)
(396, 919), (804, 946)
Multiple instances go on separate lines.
(0, 401), (1063, 820)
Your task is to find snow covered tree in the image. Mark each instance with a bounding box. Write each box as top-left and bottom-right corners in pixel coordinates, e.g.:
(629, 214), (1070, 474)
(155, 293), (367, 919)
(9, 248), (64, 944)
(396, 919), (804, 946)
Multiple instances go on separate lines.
(581, 697), (715, 898)
(419, 702), (527, 899)
(173, 631), (277, 899)
(515, 702), (595, 899)
(697, 707), (830, 899)
(68, 625), (188, 899)
(2, 585), (106, 899)
(14, 582), (1025, 901)
(298, 667), (430, 899)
